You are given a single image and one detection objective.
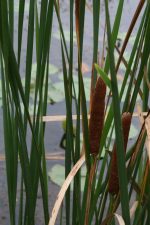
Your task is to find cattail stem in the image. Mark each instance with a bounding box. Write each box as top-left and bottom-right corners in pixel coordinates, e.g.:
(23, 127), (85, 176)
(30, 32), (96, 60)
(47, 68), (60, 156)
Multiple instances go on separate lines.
(84, 156), (97, 225)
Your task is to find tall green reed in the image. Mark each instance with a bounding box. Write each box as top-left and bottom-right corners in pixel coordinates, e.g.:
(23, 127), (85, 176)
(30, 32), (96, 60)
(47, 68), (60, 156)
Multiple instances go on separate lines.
(1, 0), (150, 225)
(0, 0), (54, 224)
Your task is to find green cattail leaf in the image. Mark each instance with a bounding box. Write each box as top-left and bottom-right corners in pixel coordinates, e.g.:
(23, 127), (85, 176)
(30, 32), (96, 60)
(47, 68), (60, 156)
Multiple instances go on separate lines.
(95, 64), (111, 90)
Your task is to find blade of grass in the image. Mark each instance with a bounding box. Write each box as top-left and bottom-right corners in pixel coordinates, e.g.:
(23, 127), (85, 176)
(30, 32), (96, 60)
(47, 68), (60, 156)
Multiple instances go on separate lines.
(61, 40), (75, 225)
(92, 0), (100, 87)
(115, 0), (145, 72)
(8, 0), (14, 43)
(18, 0), (25, 66)
(129, 3), (150, 113)
(1, 53), (17, 225)
(104, 0), (124, 73)
(104, 1), (130, 223)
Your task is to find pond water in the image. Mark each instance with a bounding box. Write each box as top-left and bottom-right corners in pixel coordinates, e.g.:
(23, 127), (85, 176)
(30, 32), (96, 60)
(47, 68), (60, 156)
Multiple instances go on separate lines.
(0, 1), (144, 224)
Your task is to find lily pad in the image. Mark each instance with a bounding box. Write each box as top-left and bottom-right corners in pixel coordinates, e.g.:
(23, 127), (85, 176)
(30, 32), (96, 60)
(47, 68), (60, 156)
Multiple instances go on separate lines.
(71, 76), (91, 101)
(106, 82), (141, 103)
(83, 77), (91, 88)
(31, 63), (59, 79)
(57, 71), (78, 81)
(53, 30), (77, 43)
(108, 122), (138, 140)
(48, 164), (65, 187)
(72, 79), (91, 101)
(54, 73), (91, 101)
(101, 122), (139, 157)
(20, 102), (36, 115)
(21, 63), (60, 100)
(48, 83), (65, 103)
(118, 82), (141, 102)
(100, 141), (114, 158)
(114, 51), (132, 71)
(0, 99), (2, 107)
(118, 32), (136, 45)
(48, 164), (87, 191)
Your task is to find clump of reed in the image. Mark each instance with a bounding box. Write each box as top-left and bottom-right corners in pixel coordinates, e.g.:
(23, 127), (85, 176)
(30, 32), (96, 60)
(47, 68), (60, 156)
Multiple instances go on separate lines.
(1, 0), (150, 225)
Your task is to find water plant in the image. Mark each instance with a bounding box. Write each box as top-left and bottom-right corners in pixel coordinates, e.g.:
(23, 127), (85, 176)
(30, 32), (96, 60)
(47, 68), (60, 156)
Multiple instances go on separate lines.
(0, 0), (150, 225)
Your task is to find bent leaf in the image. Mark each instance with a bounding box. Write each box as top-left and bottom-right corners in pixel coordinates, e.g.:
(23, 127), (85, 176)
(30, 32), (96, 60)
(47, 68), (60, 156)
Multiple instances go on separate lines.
(95, 64), (111, 90)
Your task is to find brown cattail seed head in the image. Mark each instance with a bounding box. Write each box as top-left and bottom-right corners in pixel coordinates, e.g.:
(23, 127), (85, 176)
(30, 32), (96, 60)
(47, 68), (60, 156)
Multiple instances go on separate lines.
(89, 77), (106, 155)
(108, 112), (132, 195)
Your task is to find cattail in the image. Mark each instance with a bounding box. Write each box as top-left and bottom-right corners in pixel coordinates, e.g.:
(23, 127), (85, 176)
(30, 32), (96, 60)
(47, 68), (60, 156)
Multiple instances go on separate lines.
(108, 112), (132, 195)
(84, 78), (106, 225)
(89, 77), (106, 155)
